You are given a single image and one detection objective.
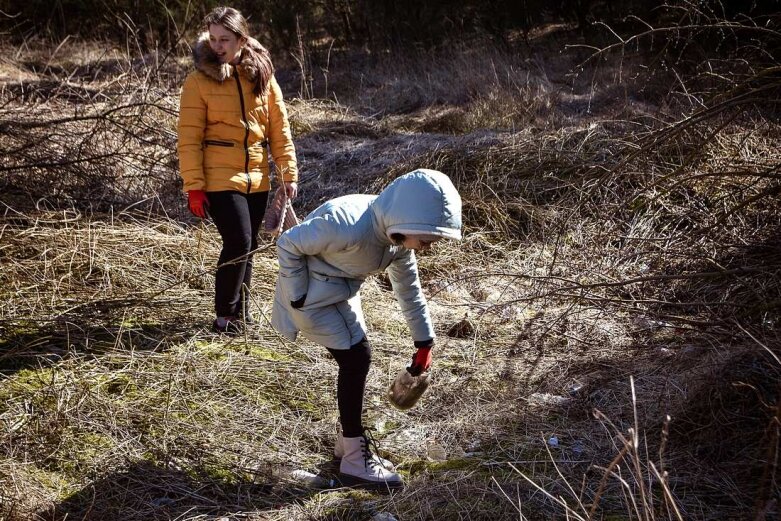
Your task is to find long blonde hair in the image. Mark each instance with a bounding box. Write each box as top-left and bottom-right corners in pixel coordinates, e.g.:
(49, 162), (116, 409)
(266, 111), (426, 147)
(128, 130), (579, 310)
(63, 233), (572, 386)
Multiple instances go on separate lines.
(203, 7), (273, 96)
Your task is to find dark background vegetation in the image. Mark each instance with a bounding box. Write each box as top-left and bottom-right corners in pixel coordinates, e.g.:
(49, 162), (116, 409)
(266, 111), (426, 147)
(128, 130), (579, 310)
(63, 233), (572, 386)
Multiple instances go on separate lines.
(4, 0), (780, 53)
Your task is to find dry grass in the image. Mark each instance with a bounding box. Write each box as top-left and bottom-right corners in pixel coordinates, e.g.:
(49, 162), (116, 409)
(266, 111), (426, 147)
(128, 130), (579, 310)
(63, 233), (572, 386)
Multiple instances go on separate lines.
(1, 14), (781, 521)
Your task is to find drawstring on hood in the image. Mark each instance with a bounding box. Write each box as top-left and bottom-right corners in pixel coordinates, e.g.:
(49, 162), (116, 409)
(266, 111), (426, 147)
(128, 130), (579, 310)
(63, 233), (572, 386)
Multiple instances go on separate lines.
(370, 169), (462, 242)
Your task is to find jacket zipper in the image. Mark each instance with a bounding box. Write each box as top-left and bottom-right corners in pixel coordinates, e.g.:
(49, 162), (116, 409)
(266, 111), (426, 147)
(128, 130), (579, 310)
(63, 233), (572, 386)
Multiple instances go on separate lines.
(233, 67), (251, 193)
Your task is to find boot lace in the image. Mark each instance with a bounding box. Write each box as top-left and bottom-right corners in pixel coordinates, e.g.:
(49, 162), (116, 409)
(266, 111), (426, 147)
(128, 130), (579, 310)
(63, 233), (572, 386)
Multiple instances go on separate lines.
(360, 428), (387, 471)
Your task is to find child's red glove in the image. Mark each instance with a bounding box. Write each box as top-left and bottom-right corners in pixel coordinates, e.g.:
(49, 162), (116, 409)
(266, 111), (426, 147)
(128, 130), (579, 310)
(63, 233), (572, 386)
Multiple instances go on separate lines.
(188, 190), (209, 218)
(408, 345), (433, 376)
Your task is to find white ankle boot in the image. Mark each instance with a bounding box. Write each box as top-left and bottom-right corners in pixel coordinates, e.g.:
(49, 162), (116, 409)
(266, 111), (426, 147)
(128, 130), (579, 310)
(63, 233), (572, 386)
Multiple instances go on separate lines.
(335, 433), (396, 470)
(339, 434), (403, 489)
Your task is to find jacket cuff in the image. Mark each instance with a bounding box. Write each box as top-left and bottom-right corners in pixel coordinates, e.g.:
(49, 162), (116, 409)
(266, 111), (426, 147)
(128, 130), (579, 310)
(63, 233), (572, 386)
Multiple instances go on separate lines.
(182, 176), (206, 192)
(290, 293), (307, 309)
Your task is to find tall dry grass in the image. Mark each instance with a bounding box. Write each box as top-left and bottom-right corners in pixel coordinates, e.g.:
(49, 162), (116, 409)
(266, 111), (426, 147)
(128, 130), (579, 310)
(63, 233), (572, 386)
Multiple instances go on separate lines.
(1, 6), (780, 520)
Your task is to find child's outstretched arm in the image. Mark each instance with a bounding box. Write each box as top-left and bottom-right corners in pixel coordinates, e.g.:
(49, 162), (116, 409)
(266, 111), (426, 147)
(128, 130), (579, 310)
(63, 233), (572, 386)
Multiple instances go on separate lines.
(386, 250), (436, 345)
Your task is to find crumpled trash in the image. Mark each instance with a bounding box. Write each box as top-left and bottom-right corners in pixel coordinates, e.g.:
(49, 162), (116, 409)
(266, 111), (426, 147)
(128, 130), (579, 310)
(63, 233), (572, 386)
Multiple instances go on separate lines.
(371, 513), (399, 521)
(571, 439), (585, 455)
(548, 435), (559, 448)
(530, 393), (571, 406)
(426, 441), (447, 461)
(289, 469), (335, 488)
(567, 380), (585, 396)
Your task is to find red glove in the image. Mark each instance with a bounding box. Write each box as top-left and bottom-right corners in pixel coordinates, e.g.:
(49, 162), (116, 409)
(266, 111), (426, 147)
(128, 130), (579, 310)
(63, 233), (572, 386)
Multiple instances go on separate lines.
(408, 345), (433, 376)
(188, 190), (209, 218)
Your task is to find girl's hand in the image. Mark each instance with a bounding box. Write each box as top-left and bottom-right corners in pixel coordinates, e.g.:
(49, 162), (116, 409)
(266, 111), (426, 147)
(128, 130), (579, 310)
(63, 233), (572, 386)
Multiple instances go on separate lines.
(284, 182), (298, 199)
(188, 190), (209, 218)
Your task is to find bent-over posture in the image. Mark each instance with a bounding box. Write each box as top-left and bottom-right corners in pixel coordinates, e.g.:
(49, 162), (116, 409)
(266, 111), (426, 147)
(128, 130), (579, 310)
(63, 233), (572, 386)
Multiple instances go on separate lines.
(272, 169), (462, 488)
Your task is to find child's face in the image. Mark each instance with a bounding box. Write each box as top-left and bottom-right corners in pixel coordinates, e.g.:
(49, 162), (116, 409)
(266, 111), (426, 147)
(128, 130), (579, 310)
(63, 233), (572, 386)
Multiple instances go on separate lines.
(402, 234), (442, 252)
(208, 24), (245, 64)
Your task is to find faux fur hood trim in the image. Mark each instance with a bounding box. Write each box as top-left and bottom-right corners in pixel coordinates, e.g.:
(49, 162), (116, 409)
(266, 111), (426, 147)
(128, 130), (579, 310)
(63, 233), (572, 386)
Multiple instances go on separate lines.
(192, 31), (273, 88)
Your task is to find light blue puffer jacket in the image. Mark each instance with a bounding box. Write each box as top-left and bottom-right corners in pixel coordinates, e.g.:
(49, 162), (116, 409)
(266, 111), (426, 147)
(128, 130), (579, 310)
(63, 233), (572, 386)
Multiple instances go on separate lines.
(271, 169), (462, 350)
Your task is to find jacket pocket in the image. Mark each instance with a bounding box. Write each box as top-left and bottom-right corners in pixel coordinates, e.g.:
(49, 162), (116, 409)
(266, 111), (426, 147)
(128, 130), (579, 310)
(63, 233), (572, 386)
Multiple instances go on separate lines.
(203, 140), (235, 147)
(300, 272), (350, 310)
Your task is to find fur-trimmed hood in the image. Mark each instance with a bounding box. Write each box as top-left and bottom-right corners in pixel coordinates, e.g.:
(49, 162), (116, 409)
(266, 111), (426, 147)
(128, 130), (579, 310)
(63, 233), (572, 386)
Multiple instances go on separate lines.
(192, 31), (273, 88)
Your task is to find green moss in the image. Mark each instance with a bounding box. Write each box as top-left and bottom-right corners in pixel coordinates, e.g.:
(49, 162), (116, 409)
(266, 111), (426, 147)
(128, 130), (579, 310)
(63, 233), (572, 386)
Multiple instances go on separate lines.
(118, 316), (162, 328)
(316, 502), (369, 521)
(0, 367), (60, 406)
(194, 341), (227, 360)
(436, 359), (465, 370)
(335, 488), (377, 501)
(201, 463), (239, 483)
(427, 457), (480, 472)
(384, 420), (401, 431)
(197, 342), (292, 362)
(178, 459), (256, 486)
(45, 431), (117, 477)
(8, 367), (58, 389)
(169, 399), (234, 424)
(100, 374), (137, 395)
(406, 457), (484, 476)
(285, 392), (330, 418)
(4, 321), (40, 337)
(22, 463), (80, 500)
(244, 345), (293, 362)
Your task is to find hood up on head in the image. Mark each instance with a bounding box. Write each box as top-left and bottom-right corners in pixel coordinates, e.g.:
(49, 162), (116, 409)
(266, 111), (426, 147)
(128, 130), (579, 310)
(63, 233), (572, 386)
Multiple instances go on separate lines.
(191, 31), (273, 86)
(371, 169), (462, 242)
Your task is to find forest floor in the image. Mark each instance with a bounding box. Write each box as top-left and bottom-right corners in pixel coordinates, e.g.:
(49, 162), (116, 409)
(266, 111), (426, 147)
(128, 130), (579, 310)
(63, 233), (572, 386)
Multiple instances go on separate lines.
(1, 25), (779, 520)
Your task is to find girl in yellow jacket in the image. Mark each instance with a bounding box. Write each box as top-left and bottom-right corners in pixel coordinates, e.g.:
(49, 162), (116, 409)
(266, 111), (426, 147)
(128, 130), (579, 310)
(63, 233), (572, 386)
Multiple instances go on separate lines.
(177, 6), (298, 333)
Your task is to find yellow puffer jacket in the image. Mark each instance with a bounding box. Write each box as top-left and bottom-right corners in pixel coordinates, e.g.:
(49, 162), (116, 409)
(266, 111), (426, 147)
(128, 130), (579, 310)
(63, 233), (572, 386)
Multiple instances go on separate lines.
(177, 33), (297, 193)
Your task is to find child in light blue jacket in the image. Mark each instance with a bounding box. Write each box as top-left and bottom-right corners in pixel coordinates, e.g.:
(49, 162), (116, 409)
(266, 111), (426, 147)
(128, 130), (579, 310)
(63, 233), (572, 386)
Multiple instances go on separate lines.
(271, 169), (462, 488)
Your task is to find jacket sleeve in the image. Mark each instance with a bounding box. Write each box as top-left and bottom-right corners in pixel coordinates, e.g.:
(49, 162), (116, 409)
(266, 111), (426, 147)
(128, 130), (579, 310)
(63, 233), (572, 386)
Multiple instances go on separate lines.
(275, 216), (351, 302)
(177, 73), (207, 192)
(386, 249), (436, 343)
(267, 76), (298, 183)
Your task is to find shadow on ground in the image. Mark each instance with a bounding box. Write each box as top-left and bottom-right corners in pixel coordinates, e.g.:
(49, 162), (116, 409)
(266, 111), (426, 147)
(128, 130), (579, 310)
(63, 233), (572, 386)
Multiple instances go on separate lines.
(496, 318), (780, 519)
(33, 459), (326, 521)
(0, 314), (199, 376)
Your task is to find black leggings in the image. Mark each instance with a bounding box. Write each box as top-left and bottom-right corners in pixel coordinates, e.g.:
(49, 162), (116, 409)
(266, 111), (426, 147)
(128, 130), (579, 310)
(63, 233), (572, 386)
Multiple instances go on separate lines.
(207, 190), (269, 317)
(327, 338), (371, 438)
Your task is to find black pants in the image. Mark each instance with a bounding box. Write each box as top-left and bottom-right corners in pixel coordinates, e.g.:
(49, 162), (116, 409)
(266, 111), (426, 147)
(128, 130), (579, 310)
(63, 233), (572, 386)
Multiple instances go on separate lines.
(328, 338), (371, 438)
(207, 190), (269, 317)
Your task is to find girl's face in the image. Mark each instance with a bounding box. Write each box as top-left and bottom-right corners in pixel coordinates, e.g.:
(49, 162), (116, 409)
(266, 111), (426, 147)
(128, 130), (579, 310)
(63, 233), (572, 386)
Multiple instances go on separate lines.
(208, 23), (246, 65)
(402, 234), (443, 252)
